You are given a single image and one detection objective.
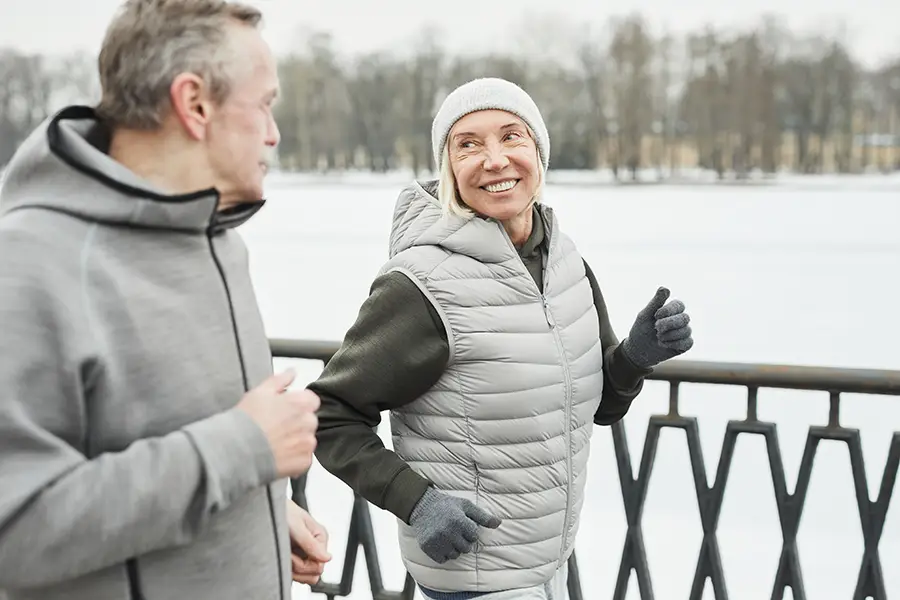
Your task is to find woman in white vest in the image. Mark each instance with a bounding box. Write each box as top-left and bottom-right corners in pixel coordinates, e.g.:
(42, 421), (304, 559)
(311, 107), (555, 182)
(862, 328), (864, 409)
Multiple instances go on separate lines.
(309, 78), (694, 600)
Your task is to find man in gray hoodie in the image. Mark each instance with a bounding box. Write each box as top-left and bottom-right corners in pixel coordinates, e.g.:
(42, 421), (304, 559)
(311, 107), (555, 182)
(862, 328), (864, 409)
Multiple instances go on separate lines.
(0, 1), (329, 599)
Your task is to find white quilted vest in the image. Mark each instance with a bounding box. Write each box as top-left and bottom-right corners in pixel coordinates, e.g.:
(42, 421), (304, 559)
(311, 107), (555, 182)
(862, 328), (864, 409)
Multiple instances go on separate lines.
(380, 181), (603, 593)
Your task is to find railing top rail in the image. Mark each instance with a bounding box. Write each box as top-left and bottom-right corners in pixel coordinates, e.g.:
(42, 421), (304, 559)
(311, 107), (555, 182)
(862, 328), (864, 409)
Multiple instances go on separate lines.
(269, 338), (900, 396)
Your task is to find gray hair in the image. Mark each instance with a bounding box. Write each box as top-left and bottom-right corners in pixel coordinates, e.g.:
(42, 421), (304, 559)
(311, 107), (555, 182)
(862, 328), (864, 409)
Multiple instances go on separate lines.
(96, 0), (263, 130)
(437, 125), (545, 220)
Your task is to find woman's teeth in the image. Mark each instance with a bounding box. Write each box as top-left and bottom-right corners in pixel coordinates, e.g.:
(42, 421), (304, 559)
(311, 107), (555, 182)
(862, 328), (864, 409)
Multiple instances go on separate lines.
(483, 180), (517, 193)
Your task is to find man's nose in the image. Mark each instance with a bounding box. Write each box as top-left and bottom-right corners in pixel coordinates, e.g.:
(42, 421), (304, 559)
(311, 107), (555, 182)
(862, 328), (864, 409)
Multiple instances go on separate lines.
(266, 115), (280, 147)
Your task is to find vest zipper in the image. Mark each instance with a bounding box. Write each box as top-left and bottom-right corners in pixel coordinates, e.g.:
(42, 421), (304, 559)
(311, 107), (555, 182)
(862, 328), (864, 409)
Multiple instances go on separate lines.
(496, 216), (576, 567)
(542, 295), (575, 566)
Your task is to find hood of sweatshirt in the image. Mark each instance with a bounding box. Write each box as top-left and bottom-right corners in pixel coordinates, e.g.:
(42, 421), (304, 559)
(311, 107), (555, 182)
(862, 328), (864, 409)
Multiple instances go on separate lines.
(0, 105), (263, 234)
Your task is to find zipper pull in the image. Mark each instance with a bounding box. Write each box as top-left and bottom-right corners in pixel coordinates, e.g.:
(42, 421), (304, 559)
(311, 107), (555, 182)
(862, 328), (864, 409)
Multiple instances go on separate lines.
(543, 297), (555, 327)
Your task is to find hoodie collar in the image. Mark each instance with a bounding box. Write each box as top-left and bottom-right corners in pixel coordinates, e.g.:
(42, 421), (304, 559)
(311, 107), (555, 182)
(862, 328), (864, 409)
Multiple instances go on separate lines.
(0, 105), (263, 234)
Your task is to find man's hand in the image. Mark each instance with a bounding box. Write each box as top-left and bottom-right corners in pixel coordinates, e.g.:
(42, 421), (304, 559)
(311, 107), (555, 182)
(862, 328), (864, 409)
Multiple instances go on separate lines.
(236, 369), (320, 479)
(286, 499), (331, 585)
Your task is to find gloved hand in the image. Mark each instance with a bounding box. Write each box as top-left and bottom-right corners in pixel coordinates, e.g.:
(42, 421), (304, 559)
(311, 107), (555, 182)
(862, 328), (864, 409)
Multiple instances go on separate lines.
(409, 487), (502, 564)
(622, 287), (693, 369)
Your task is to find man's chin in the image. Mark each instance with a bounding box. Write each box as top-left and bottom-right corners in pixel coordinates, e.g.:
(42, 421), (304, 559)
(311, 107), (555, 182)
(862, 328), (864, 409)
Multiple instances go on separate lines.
(241, 179), (267, 204)
(216, 185), (266, 210)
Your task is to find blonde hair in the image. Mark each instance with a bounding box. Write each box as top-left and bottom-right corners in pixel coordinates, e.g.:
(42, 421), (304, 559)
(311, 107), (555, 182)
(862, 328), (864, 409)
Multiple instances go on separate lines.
(96, 0), (263, 130)
(437, 125), (545, 219)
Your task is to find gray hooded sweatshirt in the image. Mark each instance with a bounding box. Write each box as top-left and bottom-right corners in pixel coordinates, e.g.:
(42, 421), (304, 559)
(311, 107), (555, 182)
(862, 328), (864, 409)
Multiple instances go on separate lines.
(0, 106), (290, 600)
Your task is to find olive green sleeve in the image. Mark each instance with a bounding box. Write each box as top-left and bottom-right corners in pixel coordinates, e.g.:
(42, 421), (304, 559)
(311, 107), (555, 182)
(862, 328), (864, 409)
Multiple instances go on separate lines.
(309, 271), (449, 523)
(583, 260), (653, 425)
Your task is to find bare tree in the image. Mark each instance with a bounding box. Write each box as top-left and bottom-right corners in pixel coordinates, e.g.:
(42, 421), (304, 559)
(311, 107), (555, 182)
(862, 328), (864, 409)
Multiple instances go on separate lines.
(608, 14), (655, 180)
(402, 30), (444, 175)
(346, 52), (403, 172)
(577, 26), (610, 171)
(680, 29), (728, 178)
(652, 32), (679, 176)
(0, 50), (57, 164)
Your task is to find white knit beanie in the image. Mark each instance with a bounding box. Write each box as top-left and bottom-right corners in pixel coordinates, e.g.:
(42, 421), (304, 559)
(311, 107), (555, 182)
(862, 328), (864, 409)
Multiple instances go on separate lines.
(431, 77), (550, 172)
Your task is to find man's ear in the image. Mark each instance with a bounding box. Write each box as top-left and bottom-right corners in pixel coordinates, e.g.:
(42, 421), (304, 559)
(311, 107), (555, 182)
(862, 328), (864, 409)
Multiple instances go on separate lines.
(169, 73), (212, 140)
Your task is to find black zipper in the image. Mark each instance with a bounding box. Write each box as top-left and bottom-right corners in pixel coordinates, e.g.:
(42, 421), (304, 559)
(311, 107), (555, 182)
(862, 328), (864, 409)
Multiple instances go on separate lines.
(125, 231), (286, 600)
(206, 234), (286, 600)
(126, 559), (146, 600)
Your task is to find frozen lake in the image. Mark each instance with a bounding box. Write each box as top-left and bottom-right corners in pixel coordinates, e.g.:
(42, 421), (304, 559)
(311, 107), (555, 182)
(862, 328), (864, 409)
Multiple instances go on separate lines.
(239, 172), (900, 599)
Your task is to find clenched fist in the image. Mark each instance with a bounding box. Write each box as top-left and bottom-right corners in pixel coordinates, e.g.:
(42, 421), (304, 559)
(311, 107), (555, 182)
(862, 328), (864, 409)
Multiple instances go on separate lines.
(622, 287), (694, 369)
(237, 369), (320, 479)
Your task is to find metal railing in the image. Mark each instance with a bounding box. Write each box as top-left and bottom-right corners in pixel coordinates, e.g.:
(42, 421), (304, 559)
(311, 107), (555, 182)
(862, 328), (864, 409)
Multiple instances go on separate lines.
(273, 338), (900, 600)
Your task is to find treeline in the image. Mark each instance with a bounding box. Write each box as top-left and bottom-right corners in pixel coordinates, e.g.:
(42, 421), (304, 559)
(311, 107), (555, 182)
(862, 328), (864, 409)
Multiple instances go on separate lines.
(0, 49), (100, 168)
(2, 14), (900, 178)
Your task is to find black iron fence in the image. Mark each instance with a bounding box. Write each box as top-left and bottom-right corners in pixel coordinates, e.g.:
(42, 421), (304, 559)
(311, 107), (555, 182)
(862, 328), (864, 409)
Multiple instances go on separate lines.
(272, 338), (900, 600)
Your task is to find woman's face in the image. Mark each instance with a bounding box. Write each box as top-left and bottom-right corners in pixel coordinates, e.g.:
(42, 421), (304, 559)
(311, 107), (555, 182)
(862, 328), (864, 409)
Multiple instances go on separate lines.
(447, 109), (541, 221)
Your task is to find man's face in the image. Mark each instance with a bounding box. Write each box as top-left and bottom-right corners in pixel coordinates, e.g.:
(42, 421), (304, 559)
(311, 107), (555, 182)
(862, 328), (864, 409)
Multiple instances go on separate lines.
(205, 24), (280, 206)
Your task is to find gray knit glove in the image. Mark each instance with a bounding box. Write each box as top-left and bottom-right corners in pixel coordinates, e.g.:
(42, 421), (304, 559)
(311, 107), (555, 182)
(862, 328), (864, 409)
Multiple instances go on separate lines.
(409, 487), (502, 564)
(622, 287), (693, 369)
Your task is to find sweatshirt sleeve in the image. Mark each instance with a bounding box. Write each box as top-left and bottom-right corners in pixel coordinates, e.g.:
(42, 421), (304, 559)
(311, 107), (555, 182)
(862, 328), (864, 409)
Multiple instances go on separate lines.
(309, 270), (449, 524)
(582, 259), (653, 425)
(0, 231), (277, 589)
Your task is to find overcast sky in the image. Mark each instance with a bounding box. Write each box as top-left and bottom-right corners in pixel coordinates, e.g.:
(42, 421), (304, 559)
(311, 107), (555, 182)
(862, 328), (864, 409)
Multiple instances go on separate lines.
(2, 0), (897, 68)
